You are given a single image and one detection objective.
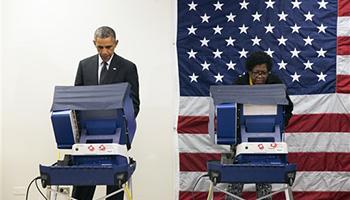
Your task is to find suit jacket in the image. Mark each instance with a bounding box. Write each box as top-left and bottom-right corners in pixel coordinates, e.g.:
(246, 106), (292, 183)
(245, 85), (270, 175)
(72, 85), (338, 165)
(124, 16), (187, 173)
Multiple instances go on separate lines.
(234, 74), (293, 126)
(75, 53), (140, 117)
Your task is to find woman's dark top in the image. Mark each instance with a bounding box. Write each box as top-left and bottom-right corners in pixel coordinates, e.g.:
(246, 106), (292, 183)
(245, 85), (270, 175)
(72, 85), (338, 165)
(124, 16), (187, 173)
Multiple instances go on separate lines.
(234, 74), (294, 126)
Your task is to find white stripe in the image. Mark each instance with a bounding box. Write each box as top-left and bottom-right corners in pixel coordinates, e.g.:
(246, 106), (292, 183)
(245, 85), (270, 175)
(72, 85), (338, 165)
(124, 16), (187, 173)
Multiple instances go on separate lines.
(179, 96), (210, 116)
(290, 93), (350, 114)
(178, 133), (350, 153)
(337, 55), (350, 75)
(179, 94), (350, 116)
(179, 134), (230, 153)
(180, 172), (229, 192)
(294, 171), (350, 192)
(338, 17), (350, 37)
(286, 132), (350, 152)
(180, 171), (350, 192)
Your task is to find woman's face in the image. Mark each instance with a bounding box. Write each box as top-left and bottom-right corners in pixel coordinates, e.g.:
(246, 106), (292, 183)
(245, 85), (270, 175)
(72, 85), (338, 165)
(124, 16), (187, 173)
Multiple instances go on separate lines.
(249, 64), (269, 84)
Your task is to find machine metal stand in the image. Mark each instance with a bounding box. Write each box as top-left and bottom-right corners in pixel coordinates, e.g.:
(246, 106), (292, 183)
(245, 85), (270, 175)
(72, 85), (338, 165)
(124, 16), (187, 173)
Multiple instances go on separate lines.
(206, 85), (297, 200)
(207, 182), (294, 200)
(39, 84), (138, 200)
(45, 180), (133, 200)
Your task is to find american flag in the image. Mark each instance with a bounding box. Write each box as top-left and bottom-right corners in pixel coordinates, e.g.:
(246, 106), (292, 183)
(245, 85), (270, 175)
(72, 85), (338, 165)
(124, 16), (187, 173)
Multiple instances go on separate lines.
(176, 0), (350, 199)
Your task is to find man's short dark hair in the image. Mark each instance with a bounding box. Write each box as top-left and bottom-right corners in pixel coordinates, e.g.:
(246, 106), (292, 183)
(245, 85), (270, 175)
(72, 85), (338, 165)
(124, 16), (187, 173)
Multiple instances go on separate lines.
(94, 26), (116, 40)
(245, 51), (272, 71)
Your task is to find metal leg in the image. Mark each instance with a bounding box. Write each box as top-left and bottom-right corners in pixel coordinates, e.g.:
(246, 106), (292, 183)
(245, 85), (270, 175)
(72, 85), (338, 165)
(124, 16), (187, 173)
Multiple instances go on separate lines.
(124, 181), (133, 200)
(46, 186), (53, 200)
(206, 181), (214, 200)
(128, 177), (133, 199)
(285, 185), (294, 200)
(207, 183), (294, 200)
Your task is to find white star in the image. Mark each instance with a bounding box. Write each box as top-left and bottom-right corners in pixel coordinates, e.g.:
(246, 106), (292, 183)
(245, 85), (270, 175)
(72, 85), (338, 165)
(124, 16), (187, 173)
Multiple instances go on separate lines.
(238, 48), (249, 58)
(225, 36), (236, 46)
(317, 72), (327, 82)
(239, 24), (249, 34)
(240, 0), (249, 10)
(291, 0), (301, 9)
(290, 72), (301, 82)
(213, 25), (223, 34)
(264, 48), (274, 57)
(318, 0), (328, 9)
(189, 73), (199, 82)
(188, 1), (198, 11)
(291, 24), (301, 33)
(277, 35), (288, 46)
(251, 36), (261, 46)
(226, 13), (236, 22)
(303, 60), (313, 70)
(226, 61), (236, 70)
(187, 25), (197, 35)
(265, 0), (275, 9)
(304, 11), (314, 21)
(317, 24), (327, 33)
(278, 11), (288, 21)
(200, 37), (210, 47)
(290, 48), (301, 58)
(317, 48), (327, 57)
(264, 23), (275, 33)
(200, 13), (211, 23)
(213, 49), (223, 58)
(213, 1), (224, 11)
(278, 60), (287, 70)
(252, 12), (262, 21)
(187, 49), (197, 59)
(303, 36), (314, 46)
(214, 73), (224, 83)
(201, 61), (210, 71)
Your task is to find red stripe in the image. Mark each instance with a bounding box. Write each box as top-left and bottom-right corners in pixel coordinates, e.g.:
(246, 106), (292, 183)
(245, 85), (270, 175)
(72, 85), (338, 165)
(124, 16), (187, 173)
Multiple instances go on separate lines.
(180, 153), (220, 172)
(180, 152), (350, 172)
(337, 36), (350, 55)
(288, 152), (350, 171)
(177, 114), (350, 134)
(179, 191), (225, 200)
(336, 75), (350, 93)
(178, 116), (208, 134)
(339, 0), (350, 16)
(179, 191), (350, 200)
(179, 192), (257, 200)
(286, 114), (350, 132)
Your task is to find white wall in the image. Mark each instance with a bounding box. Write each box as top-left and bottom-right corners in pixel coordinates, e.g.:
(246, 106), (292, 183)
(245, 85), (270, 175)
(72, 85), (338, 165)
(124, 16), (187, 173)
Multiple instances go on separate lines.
(1, 0), (177, 199)
(0, 0), (3, 197)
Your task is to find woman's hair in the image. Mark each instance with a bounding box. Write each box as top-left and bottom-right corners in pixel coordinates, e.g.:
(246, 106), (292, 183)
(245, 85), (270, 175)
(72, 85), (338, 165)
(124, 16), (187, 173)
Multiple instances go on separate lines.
(245, 51), (272, 71)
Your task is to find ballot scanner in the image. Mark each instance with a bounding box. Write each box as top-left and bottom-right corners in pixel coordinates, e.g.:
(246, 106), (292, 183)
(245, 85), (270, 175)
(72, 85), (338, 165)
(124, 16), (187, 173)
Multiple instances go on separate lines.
(39, 83), (136, 195)
(207, 84), (296, 199)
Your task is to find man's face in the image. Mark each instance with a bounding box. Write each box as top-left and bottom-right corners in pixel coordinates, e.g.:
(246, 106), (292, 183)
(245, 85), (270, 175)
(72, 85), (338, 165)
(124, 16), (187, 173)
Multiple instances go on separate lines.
(249, 64), (269, 84)
(94, 36), (118, 62)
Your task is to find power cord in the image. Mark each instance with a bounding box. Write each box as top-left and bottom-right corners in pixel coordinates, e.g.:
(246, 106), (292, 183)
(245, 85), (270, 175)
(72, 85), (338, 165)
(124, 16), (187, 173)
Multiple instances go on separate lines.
(191, 173), (209, 200)
(25, 176), (48, 200)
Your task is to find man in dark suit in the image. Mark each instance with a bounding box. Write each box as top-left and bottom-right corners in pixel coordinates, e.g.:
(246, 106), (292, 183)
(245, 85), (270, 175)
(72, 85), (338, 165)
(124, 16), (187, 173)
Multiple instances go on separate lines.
(72, 26), (139, 200)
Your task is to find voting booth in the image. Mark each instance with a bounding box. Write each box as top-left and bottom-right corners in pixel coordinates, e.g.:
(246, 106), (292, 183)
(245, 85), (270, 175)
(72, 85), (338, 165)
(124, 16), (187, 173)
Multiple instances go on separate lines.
(39, 83), (136, 199)
(207, 84), (296, 200)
